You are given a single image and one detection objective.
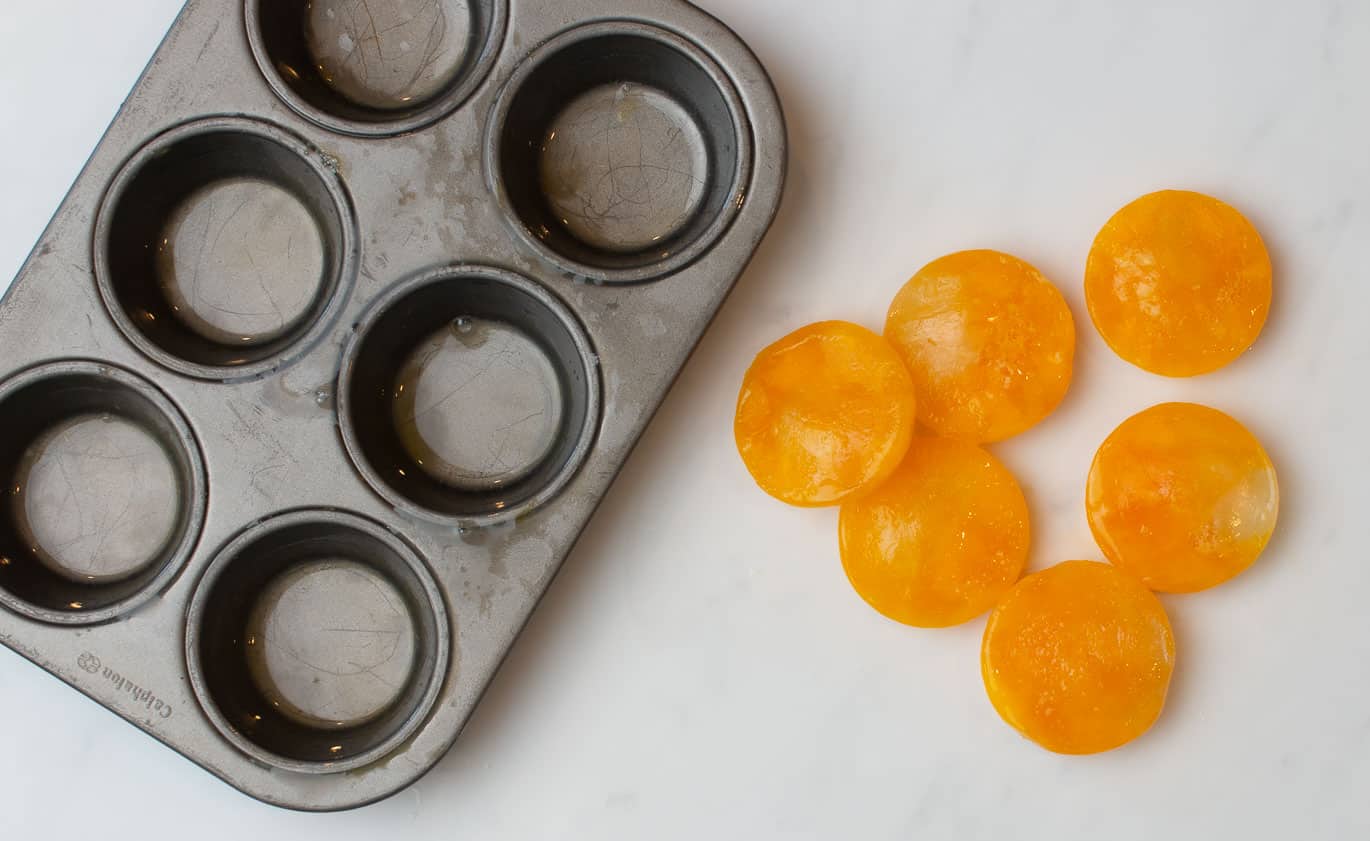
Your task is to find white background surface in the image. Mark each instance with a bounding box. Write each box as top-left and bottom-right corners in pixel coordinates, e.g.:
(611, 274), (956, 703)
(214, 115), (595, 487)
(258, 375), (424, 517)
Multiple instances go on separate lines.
(1, 1), (1368, 838)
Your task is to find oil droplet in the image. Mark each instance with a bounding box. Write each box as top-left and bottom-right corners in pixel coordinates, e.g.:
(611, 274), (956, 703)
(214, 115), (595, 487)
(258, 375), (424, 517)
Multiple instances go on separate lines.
(459, 527), (489, 547)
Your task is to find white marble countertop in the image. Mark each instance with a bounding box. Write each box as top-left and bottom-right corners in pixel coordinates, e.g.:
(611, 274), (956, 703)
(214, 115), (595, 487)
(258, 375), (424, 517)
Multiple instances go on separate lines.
(1, 1), (1367, 838)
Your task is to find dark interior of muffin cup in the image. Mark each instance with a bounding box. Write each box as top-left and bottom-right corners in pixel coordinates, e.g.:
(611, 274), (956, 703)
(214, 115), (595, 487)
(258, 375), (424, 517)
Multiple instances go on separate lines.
(493, 30), (744, 275)
(0, 367), (202, 623)
(189, 515), (445, 769)
(99, 125), (349, 377)
(342, 271), (596, 522)
(248, 0), (502, 128)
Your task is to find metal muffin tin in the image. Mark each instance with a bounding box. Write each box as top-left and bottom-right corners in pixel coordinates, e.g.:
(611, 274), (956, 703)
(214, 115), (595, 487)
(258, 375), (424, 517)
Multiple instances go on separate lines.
(0, 0), (784, 811)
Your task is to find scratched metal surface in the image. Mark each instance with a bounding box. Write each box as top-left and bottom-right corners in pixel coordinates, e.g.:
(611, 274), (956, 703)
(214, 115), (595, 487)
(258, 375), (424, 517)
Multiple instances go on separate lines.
(0, 0), (785, 811)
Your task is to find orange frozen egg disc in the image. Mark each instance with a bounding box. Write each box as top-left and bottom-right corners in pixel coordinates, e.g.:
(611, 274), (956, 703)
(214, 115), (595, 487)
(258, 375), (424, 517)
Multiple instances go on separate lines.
(885, 250), (1075, 443)
(1085, 190), (1272, 377)
(982, 561), (1176, 755)
(1087, 402), (1279, 593)
(735, 321), (916, 507)
(839, 437), (1029, 627)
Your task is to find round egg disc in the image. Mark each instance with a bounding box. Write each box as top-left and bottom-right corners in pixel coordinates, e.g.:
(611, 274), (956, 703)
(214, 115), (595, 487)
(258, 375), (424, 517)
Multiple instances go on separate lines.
(885, 250), (1075, 443)
(839, 436), (1030, 628)
(982, 560), (1176, 755)
(735, 321), (917, 507)
(1087, 401), (1279, 593)
(1085, 190), (1272, 377)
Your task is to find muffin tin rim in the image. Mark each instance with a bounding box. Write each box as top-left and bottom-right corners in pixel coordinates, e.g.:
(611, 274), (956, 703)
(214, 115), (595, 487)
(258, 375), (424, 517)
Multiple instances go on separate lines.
(90, 114), (361, 383)
(242, 0), (513, 138)
(0, 358), (210, 626)
(482, 18), (756, 285)
(336, 262), (604, 528)
(183, 506), (453, 775)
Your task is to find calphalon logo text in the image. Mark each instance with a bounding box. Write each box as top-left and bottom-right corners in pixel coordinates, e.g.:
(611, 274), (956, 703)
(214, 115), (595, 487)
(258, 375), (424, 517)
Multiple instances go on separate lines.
(78, 652), (172, 719)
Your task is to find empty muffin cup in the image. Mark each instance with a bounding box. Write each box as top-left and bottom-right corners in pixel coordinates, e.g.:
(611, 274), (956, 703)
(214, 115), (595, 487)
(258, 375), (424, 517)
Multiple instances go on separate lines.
(94, 116), (358, 381)
(246, 0), (509, 136)
(487, 21), (753, 283)
(185, 509), (449, 774)
(339, 266), (600, 526)
(0, 361), (207, 625)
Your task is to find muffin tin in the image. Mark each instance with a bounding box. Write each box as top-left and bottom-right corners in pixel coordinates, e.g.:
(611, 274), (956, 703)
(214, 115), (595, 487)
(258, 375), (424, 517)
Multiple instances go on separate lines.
(0, 0), (785, 810)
